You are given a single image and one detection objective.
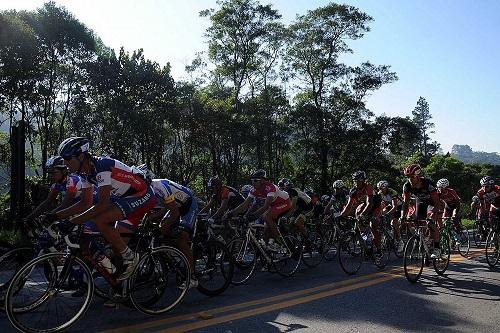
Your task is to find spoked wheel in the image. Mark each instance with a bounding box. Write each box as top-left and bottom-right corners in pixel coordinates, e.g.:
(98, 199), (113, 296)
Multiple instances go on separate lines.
(322, 227), (338, 261)
(472, 221), (486, 247)
(375, 233), (391, 269)
(457, 228), (470, 257)
(485, 230), (500, 268)
(433, 234), (451, 276)
(403, 235), (424, 283)
(338, 231), (364, 275)
(194, 240), (234, 296)
(273, 235), (302, 277)
(129, 246), (190, 315)
(301, 231), (324, 268)
(226, 237), (257, 285)
(5, 252), (93, 333)
(0, 247), (36, 308)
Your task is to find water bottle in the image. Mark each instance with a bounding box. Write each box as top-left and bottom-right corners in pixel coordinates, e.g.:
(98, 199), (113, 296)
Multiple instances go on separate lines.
(97, 254), (116, 274)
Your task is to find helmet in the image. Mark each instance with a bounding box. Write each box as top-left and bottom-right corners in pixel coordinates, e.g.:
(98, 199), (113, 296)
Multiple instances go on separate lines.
(480, 176), (495, 186)
(377, 180), (389, 189)
(304, 188), (314, 196)
(241, 184), (253, 197)
(57, 137), (90, 159)
(45, 156), (66, 170)
(472, 195), (480, 203)
(250, 169), (267, 180)
(278, 178), (293, 188)
(332, 180), (345, 189)
(135, 164), (156, 180)
(436, 178), (449, 188)
(403, 164), (422, 177)
(320, 194), (330, 203)
(208, 176), (222, 188)
(351, 171), (367, 181)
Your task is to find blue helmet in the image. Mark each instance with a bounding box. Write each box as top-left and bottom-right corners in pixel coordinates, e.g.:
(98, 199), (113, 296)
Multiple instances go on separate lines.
(57, 137), (90, 159)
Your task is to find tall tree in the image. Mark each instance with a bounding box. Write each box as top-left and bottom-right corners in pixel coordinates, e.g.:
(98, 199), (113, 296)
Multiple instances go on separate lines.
(412, 96), (438, 158)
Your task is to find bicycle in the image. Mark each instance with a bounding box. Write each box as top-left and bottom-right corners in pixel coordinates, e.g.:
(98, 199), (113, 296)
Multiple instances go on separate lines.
(227, 218), (302, 285)
(5, 221), (191, 333)
(379, 214), (404, 258)
(441, 217), (469, 257)
(485, 216), (499, 268)
(472, 216), (489, 246)
(338, 216), (390, 275)
(403, 219), (451, 283)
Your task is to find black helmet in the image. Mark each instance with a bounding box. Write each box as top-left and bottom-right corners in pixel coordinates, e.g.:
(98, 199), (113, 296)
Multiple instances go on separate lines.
(278, 178), (293, 188)
(480, 176), (495, 186)
(250, 169), (267, 180)
(208, 175), (222, 188)
(45, 156), (66, 170)
(57, 137), (90, 159)
(352, 171), (367, 181)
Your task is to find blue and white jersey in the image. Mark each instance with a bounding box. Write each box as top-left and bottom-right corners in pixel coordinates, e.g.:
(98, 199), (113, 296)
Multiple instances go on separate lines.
(50, 174), (83, 198)
(150, 179), (194, 208)
(80, 156), (148, 198)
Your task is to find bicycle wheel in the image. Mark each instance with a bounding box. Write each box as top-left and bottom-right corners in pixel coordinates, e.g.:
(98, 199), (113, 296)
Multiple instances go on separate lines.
(457, 228), (470, 257)
(302, 231), (324, 268)
(226, 237), (257, 285)
(6, 252), (93, 333)
(433, 234), (451, 275)
(485, 230), (500, 267)
(403, 235), (424, 283)
(322, 227), (338, 261)
(0, 247), (36, 307)
(195, 240), (234, 296)
(375, 232), (391, 269)
(472, 221), (483, 247)
(129, 246), (190, 315)
(273, 234), (302, 277)
(338, 231), (363, 275)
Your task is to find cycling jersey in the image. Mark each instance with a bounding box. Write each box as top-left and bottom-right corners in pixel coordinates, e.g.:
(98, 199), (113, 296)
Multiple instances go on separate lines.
(80, 156), (155, 225)
(402, 178), (438, 220)
(50, 174), (83, 198)
(379, 188), (402, 206)
(249, 181), (291, 218)
(286, 188), (313, 213)
(348, 183), (382, 215)
(212, 185), (245, 210)
(477, 185), (500, 209)
(439, 188), (461, 209)
(151, 179), (198, 230)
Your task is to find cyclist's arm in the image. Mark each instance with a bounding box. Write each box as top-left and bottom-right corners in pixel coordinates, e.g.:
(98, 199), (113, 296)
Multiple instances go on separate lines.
(340, 197), (354, 218)
(386, 198), (397, 216)
(160, 200), (180, 227)
(323, 199), (334, 216)
(52, 192), (76, 213)
(360, 195), (373, 216)
(401, 192), (410, 219)
(56, 187), (93, 219)
(69, 185), (114, 225)
(198, 196), (214, 215)
(286, 197), (298, 217)
(229, 196), (252, 216)
(26, 190), (59, 220)
(252, 196), (273, 217)
(211, 199), (229, 219)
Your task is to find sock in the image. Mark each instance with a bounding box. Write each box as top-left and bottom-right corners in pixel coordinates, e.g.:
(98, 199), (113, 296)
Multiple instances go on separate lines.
(120, 247), (134, 260)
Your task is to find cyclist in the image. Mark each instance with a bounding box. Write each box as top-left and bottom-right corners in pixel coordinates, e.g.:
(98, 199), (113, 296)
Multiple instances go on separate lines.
(339, 171), (383, 260)
(377, 180), (404, 253)
(278, 178), (314, 243)
(476, 176), (500, 227)
(199, 176), (244, 220)
(51, 137), (156, 280)
(400, 164), (441, 258)
(324, 180), (349, 217)
(228, 169), (291, 250)
(145, 169), (199, 288)
(436, 178), (463, 230)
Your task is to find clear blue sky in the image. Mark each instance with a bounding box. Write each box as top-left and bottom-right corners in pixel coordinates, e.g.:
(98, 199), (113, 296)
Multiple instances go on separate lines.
(2, 0), (499, 154)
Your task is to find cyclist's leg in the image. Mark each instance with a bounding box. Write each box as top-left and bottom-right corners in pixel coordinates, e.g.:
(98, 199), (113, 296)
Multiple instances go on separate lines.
(371, 215), (381, 252)
(177, 198), (198, 276)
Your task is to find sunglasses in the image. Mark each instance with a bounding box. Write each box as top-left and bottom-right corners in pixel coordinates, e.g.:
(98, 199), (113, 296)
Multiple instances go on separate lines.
(251, 178), (262, 183)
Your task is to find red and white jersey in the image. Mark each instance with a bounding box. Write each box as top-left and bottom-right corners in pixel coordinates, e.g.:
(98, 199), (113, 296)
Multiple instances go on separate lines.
(248, 181), (290, 206)
(81, 156), (148, 198)
(477, 185), (500, 210)
(50, 174), (83, 198)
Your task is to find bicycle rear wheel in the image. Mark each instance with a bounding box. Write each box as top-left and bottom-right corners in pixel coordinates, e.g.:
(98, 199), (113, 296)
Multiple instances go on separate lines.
(129, 246), (190, 315)
(6, 253), (93, 333)
(457, 228), (470, 257)
(226, 237), (257, 285)
(338, 231), (363, 275)
(485, 230), (500, 267)
(301, 231), (324, 268)
(403, 235), (424, 283)
(472, 221), (484, 246)
(274, 234), (303, 277)
(322, 227), (338, 261)
(433, 234), (451, 275)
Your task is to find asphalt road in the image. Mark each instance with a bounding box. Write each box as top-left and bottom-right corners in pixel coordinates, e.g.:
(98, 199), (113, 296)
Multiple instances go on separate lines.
(1, 246), (499, 333)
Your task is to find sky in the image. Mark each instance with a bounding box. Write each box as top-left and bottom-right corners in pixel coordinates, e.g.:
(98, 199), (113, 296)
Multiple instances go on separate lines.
(1, 0), (499, 154)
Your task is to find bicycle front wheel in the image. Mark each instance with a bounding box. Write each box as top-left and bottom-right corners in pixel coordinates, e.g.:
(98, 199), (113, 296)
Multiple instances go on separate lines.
(226, 237), (257, 285)
(322, 227), (338, 261)
(433, 234), (451, 275)
(338, 231), (364, 275)
(301, 231), (324, 268)
(0, 246), (36, 307)
(195, 240), (234, 296)
(403, 235), (424, 283)
(457, 228), (470, 257)
(485, 230), (500, 267)
(6, 252), (93, 333)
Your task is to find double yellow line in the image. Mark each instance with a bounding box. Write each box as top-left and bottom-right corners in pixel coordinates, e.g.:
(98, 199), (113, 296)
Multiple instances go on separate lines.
(101, 250), (483, 333)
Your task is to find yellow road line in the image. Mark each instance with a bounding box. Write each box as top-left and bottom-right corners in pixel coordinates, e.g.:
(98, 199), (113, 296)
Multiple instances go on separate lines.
(102, 249), (485, 333)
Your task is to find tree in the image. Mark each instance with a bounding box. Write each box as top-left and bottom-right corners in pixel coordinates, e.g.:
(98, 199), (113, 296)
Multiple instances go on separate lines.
(412, 96), (439, 159)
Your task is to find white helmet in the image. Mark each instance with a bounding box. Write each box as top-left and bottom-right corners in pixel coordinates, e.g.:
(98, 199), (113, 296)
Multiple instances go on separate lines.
(134, 164), (156, 180)
(241, 184), (253, 197)
(436, 178), (449, 189)
(377, 180), (389, 189)
(332, 180), (345, 189)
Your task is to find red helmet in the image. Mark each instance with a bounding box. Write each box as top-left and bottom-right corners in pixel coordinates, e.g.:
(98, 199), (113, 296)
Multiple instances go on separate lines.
(403, 164), (422, 177)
